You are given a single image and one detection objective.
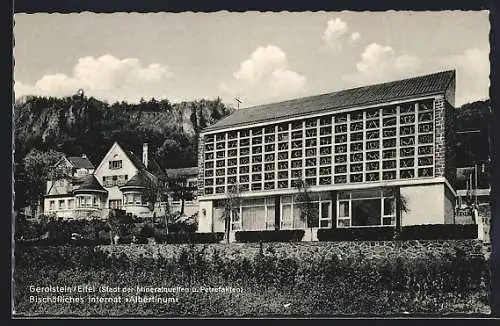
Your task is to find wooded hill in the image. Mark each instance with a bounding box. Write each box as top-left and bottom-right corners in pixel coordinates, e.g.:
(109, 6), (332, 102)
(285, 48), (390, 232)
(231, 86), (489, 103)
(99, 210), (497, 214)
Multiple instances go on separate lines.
(14, 95), (234, 168)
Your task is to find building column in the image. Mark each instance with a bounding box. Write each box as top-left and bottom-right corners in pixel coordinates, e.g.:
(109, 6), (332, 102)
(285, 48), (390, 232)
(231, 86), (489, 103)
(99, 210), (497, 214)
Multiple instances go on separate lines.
(330, 190), (337, 229)
(274, 195), (280, 230)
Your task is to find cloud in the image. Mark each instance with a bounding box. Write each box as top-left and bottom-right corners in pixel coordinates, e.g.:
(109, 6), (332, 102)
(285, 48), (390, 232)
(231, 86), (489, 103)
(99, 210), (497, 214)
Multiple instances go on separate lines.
(322, 18), (348, 52)
(14, 54), (173, 103)
(350, 32), (361, 43)
(321, 18), (361, 53)
(437, 48), (489, 105)
(343, 43), (489, 106)
(219, 45), (306, 107)
(343, 43), (422, 85)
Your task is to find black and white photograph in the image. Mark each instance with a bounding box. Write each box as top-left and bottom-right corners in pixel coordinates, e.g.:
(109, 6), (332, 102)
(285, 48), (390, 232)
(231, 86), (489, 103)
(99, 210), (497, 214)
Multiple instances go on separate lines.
(12, 10), (492, 317)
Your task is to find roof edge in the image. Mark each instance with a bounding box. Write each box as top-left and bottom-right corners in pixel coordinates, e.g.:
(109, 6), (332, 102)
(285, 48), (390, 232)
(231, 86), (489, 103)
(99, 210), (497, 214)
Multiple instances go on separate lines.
(202, 70), (455, 133)
(202, 91), (443, 133)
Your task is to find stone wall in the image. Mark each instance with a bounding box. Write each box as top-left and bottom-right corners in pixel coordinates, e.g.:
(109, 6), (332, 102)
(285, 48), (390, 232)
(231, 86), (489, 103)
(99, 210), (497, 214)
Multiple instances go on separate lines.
(197, 134), (205, 196)
(434, 95), (446, 178)
(434, 95), (457, 187)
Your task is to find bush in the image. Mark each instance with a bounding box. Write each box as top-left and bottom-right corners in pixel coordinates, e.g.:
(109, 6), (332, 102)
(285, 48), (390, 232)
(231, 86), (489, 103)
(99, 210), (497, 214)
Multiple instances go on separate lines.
(153, 228), (167, 243)
(15, 217), (110, 242)
(138, 224), (155, 238)
(400, 224), (478, 240)
(132, 235), (149, 244)
(317, 227), (395, 241)
(154, 231), (224, 244)
(117, 235), (133, 244)
(235, 230), (305, 243)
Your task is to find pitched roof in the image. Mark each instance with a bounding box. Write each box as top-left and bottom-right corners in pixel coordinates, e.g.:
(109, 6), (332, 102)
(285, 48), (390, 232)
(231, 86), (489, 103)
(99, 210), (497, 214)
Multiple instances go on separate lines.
(166, 167), (198, 179)
(205, 70), (455, 132)
(117, 142), (166, 179)
(118, 143), (147, 170)
(146, 157), (167, 179)
(73, 175), (107, 193)
(66, 156), (95, 169)
(120, 169), (156, 189)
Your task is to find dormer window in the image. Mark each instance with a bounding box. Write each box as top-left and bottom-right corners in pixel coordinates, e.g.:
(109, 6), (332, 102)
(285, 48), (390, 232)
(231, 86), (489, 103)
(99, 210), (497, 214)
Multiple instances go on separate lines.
(109, 160), (122, 170)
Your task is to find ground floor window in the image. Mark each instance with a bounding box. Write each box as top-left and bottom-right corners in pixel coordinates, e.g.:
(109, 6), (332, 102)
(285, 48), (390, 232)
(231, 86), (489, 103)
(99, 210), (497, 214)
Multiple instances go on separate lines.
(68, 199), (74, 209)
(337, 189), (395, 228)
(49, 200), (55, 211)
(281, 194), (332, 229)
(237, 198), (275, 231)
(109, 199), (122, 209)
(78, 195), (93, 208)
(123, 193), (144, 206)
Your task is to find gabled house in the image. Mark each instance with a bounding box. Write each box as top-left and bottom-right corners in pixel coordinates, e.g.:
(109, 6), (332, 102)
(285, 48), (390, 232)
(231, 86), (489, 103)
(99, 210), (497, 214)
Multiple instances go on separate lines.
(44, 154), (96, 219)
(93, 142), (167, 218)
(44, 142), (168, 220)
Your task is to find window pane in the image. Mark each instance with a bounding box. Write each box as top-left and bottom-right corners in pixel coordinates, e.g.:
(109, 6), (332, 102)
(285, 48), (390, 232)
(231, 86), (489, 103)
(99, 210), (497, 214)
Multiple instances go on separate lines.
(338, 201), (349, 217)
(321, 202), (331, 220)
(266, 205), (275, 230)
(281, 204), (293, 229)
(320, 220), (331, 228)
(350, 189), (382, 199)
(242, 206), (266, 230)
(383, 198), (395, 216)
(338, 219), (350, 228)
(351, 199), (382, 226)
(382, 216), (395, 226)
(293, 204), (308, 228)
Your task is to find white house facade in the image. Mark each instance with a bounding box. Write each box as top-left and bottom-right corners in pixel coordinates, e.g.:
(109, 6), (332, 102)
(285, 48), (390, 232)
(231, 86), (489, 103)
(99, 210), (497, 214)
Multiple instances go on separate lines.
(44, 142), (167, 220)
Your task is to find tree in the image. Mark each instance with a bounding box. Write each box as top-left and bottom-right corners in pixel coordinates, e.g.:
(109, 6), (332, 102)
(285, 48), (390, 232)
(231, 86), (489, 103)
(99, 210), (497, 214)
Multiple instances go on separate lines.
(383, 186), (409, 239)
(220, 185), (243, 244)
(294, 179), (319, 241)
(139, 172), (171, 232)
(167, 175), (196, 216)
(22, 149), (70, 217)
(106, 209), (133, 244)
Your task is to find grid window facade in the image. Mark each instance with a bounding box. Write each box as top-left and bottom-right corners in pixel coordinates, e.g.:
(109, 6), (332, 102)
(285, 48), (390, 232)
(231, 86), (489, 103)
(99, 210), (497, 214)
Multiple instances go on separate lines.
(202, 99), (436, 195)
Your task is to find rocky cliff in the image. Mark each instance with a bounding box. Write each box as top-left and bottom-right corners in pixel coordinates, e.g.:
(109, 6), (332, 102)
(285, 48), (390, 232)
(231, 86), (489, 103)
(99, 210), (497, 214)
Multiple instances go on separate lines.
(14, 95), (233, 169)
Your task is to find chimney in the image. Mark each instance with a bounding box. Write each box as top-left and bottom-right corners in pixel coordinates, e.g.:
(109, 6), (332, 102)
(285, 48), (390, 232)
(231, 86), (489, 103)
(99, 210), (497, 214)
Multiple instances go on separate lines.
(142, 143), (148, 168)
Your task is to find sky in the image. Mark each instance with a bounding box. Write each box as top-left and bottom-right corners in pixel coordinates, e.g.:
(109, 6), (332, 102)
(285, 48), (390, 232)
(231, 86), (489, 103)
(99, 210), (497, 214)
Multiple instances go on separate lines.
(13, 11), (490, 108)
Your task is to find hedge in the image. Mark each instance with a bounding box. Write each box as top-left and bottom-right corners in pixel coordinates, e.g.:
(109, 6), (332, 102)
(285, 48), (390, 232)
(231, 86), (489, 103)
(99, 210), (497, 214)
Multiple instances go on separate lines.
(154, 231), (224, 244)
(16, 238), (111, 246)
(235, 229), (305, 243)
(400, 224), (478, 240)
(318, 224), (478, 241)
(317, 227), (395, 241)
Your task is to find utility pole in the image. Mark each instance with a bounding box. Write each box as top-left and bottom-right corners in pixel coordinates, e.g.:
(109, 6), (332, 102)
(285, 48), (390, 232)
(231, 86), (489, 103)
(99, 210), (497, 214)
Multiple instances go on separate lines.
(234, 97), (242, 110)
(475, 162), (478, 206)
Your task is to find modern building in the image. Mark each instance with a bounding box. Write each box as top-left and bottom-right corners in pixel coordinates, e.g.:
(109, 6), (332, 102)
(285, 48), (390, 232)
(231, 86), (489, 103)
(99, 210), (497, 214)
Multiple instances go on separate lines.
(196, 70), (457, 240)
